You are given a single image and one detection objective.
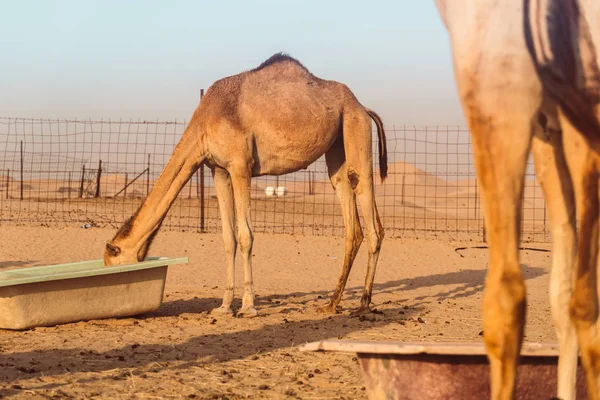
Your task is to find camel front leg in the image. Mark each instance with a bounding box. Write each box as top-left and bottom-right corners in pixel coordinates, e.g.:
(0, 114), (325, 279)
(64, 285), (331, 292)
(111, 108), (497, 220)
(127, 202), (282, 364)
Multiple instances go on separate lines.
(229, 167), (257, 318)
(211, 166), (237, 315)
(531, 116), (578, 400)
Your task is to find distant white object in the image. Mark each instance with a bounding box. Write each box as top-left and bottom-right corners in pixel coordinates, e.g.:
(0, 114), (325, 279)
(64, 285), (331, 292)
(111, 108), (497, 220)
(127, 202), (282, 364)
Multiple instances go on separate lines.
(265, 186), (275, 197)
(276, 186), (287, 197)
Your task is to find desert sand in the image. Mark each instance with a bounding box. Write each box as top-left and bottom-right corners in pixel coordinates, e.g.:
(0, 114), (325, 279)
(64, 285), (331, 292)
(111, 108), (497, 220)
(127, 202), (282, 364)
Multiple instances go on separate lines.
(0, 226), (555, 399)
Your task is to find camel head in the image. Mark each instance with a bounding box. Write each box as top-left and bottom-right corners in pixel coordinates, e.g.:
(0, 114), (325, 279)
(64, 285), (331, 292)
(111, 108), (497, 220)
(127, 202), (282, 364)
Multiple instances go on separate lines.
(104, 241), (139, 266)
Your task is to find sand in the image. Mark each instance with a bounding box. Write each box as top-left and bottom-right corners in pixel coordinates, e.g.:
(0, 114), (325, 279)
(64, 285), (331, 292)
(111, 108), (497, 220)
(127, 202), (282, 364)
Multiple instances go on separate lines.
(0, 226), (555, 399)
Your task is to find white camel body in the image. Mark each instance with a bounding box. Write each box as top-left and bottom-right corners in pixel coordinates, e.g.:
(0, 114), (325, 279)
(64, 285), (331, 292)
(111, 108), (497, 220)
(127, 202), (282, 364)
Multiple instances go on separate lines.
(436, 0), (600, 398)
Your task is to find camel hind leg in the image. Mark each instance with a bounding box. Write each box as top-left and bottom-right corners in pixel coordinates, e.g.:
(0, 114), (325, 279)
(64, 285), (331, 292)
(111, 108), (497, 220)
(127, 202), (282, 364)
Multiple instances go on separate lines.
(561, 112), (600, 398)
(571, 156), (600, 399)
(531, 108), (578, 400)
(317, 138), (364, 314)
(342, 108), (384, 315)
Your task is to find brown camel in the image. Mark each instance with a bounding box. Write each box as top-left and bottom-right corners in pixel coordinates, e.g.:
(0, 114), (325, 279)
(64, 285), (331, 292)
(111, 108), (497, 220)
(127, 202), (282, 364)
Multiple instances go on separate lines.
(104, 53), (387, 318)
(437, 0), (600, 398)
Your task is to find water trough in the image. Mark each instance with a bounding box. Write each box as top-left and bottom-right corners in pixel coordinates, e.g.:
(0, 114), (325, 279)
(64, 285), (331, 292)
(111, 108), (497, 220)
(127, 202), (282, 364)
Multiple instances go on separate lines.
(300, 339), (586, 399)
(0, 256), (188, 330)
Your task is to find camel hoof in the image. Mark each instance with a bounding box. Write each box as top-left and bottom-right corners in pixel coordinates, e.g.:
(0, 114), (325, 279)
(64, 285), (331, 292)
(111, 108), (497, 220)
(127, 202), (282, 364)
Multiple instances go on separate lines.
(236, 307), (258, 318)
(350, 305), (381, 317)
(316, 304), (339, 314)
(211, 306), (234, 316)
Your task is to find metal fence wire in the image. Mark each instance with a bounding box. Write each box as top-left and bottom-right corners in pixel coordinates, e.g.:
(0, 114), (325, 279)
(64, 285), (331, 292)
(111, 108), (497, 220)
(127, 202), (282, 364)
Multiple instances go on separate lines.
(0, 116), (548, 242)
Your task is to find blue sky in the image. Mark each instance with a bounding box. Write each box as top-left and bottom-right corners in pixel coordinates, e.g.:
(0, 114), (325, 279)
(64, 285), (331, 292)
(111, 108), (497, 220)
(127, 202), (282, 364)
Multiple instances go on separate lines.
(0, 1), (465, 125)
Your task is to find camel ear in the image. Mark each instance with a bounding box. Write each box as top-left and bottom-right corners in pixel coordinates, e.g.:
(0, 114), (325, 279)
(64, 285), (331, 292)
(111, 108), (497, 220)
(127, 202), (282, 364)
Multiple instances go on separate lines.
(105, 242), (121, 256)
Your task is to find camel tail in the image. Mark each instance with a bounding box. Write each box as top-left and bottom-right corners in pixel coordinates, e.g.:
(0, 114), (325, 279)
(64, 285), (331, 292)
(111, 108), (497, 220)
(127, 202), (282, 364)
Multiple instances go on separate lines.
(365, 107), (388, 182)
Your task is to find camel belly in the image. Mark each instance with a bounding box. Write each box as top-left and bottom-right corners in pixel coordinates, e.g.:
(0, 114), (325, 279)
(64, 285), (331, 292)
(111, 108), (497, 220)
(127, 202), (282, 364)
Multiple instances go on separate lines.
(250, 130), (337, 176)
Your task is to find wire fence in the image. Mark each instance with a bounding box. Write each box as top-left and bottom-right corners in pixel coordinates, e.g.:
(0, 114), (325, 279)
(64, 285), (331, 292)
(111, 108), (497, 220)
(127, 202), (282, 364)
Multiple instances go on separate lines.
(0, 116), (548, 242)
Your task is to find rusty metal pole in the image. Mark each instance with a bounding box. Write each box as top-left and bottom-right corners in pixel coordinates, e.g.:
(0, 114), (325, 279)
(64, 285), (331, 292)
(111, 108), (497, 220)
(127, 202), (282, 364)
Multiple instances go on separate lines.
(200, 88), (205, 232)
(124, 172), (129, 198)
(401, 174), (405, 205)
(68, 171), (72, 199)
(147, 154), (151, 197)
(474, 179), (478, 219)
(6, 169), (9, 199)
(20, 141), (23, 200)
(95, 160), (102, 198)
(79, 164), (86, 198)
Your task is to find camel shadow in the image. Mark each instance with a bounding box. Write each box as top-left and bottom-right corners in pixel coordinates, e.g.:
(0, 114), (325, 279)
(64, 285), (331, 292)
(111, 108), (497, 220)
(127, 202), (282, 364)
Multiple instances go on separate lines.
(259, 264), (546, 307)
(0, 265), (547, 395)
(0, 305), (417, 393)
(143, 296), (220, 318)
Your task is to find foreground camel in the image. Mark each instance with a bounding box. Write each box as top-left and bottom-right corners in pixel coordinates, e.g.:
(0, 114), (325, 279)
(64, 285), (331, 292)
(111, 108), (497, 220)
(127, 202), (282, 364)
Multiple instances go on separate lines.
(436, 0), (600, 398)
(104, 53), (387, 317)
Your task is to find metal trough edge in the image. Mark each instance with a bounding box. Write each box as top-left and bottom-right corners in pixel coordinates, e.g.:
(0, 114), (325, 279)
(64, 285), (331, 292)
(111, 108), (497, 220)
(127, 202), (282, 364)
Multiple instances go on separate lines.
(299, 339), (560, 357)
(0, 256), (189, 288)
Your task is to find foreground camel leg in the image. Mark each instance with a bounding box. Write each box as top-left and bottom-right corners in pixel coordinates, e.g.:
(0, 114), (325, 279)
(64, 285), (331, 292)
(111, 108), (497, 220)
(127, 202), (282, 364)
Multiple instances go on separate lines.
(317, 139), (364, 314)
(458, 79), (537, 398)
(211, 167), (237, 315)
(343, 111), (384, 316)
(229, 166), (257, 318)
(572, 157), (600, 399)
(473, 123), (530, 400)
(531, 114), (578, 400)
(562, 113), (600, 398)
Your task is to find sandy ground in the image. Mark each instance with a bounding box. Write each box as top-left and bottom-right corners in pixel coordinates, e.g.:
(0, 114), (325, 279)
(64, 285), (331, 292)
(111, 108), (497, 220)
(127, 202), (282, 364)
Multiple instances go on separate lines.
(0, 226), (555, 399)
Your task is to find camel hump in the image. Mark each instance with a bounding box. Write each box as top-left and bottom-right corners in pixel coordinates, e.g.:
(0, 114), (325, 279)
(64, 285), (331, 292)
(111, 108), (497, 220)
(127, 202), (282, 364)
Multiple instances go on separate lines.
(251, 52), (311, 74)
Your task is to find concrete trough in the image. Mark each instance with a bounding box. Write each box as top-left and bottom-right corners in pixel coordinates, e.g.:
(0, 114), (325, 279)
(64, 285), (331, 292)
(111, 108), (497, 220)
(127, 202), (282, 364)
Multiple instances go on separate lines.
(0, 256), (188, 330)
(300, 339), (586, 400)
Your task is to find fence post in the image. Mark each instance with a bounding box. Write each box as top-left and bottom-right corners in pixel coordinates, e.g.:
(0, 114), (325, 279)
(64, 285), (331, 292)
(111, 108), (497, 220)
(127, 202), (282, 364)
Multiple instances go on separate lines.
(483, 224), (487, 244)
(20, 141), (23, 200)
(200, 166), (205, 232)
(79, 164), (86, 198)
(543, 204), (547, 240)
(400, 174), (405, 205)
(196, 171), (201, 198)
(200, 88), (206, 232)
(95, 160), (102, 198)
(6, 169), (9, 199)
(124, 172), (129, 198)
(68, 171), (72, 199)
(147, 154), (151, 197)
(474, 179), (478, 219)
